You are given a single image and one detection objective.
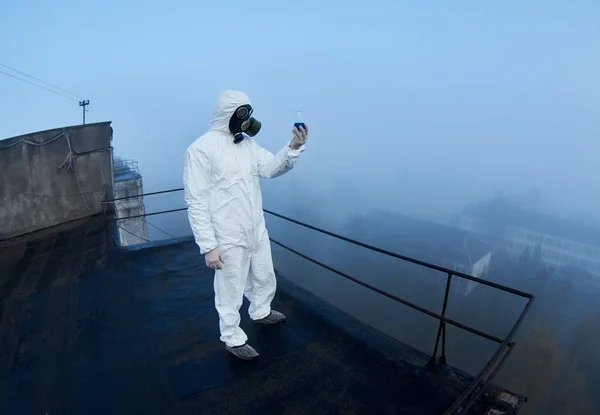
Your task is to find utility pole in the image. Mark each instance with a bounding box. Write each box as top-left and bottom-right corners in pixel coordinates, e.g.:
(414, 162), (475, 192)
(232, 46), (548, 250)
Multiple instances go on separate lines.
(79, 100), (90, 124)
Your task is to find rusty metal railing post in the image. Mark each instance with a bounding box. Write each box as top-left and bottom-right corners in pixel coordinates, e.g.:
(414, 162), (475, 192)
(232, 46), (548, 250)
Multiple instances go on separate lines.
(440, 320), (447, 365)
(430, 272), (453, 366)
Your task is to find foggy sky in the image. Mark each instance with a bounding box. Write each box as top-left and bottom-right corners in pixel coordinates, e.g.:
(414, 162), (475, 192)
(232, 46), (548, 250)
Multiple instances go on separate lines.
(1, 0), (599, 225)
(3, 5), (600, 412)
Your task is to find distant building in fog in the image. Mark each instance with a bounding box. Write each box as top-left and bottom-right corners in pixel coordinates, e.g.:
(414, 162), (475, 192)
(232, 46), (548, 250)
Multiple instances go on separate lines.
(460, 199), (600, 285)
(112, 157), (149, 246)
(446, 237), (493, 296)
(345, 211), (493, 296)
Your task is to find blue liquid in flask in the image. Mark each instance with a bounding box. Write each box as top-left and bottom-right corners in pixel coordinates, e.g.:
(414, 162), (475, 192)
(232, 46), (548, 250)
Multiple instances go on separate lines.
(294, 111), (305, 130)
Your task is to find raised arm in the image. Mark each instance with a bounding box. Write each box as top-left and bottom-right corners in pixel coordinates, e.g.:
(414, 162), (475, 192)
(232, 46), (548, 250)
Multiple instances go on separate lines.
(252, 125), (308, 179)
(183, 148), (218, 254)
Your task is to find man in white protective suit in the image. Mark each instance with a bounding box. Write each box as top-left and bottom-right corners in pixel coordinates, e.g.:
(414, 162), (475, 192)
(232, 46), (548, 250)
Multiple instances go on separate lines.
(183, 90), (308, 360)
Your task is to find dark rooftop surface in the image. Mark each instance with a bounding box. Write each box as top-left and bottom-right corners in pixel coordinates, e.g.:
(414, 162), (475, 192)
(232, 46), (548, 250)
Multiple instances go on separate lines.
(0, 216), (524, 415)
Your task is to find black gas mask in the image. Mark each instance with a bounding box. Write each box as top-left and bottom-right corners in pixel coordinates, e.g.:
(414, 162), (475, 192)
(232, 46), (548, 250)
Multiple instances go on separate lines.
(229, 104), (262, 144)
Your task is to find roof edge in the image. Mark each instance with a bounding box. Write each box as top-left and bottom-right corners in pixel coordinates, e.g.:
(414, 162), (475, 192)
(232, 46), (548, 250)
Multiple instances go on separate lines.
(2, 121), (112, 143)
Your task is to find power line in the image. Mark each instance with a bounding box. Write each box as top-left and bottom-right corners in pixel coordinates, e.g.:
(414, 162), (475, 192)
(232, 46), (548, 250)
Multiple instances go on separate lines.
(79, 99), (90, 124)
(0, 69), (77, 101)
(0, 62), (82, 98)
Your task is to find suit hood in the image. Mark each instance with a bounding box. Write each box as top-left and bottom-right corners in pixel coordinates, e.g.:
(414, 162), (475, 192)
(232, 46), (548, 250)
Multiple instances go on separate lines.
(210, 90), (252, 133)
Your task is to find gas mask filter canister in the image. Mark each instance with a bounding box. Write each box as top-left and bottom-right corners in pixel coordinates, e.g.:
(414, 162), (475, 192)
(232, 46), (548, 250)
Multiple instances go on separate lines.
(229, 104), (262, 144)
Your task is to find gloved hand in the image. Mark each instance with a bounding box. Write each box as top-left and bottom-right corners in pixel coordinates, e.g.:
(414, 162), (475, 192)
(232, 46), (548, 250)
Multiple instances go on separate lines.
(290, 125), (308, 150)
(205, 247), (224, 270)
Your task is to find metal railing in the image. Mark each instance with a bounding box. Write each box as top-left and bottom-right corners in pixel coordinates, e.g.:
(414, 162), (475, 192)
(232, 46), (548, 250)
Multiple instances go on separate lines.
(102, 189), (534, 415)
(113, 157), (140, 176)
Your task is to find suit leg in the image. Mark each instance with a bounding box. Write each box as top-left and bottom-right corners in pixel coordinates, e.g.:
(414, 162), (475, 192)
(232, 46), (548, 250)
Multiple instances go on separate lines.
(214, 245), (251, 347)
(246, 233), (277, 321)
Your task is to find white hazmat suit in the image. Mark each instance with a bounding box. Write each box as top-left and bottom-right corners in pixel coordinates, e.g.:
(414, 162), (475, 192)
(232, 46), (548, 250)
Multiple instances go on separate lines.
(183, 90), (305, 348)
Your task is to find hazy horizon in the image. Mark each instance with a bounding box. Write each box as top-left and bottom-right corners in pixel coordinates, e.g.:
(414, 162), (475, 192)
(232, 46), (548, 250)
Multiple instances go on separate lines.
(2, 1), (599, 227)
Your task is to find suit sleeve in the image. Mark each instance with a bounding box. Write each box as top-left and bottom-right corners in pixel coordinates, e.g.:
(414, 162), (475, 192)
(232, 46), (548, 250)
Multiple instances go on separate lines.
(252, 140), (305, 179)
(183, 148), (218, 254)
